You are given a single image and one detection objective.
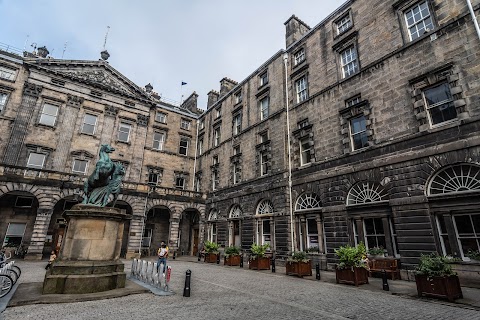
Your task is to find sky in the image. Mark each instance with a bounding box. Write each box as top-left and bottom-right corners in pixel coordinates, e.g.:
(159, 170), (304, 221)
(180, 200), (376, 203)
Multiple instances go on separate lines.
(0, 0), (347, 109)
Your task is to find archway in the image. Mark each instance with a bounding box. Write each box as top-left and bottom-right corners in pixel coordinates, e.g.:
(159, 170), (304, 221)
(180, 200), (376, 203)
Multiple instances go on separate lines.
(179, 209), (200, 256)
(48, 195), (82, 255)
(143, 205), (171, 256)
(0, 191), (39, 257)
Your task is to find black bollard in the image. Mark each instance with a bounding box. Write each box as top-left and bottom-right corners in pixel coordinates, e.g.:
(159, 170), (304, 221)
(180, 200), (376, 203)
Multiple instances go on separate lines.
(173, 251), (176, 260)
(216, 253), (220, 264)
(240, 254), (243, 268)
(183, 269), (192, 297)
(382, 269), (389, 291)
(316, 263), (320, 280)
(198, 251), (201, 262)
(271, 258), (276, 273)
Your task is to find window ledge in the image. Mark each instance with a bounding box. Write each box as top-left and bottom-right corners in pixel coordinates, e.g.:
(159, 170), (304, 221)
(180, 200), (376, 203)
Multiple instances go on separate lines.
(116, 140), (131, 145)
(79, 132), (98, 139)
(36, 123), (56, 131)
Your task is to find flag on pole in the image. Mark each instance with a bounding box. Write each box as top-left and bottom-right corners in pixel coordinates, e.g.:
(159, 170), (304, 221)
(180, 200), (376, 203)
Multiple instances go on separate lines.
(181, 82), (187, 86)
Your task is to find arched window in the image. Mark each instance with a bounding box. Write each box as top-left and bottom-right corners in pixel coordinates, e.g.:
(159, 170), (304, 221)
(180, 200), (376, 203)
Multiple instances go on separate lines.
(256, 200), (274, 215)
(346, 182), (388, 205)
(207, 209), (218, 243)
(295, 193), (322, 211)
(428, 164), (480, 196)
(208, 209), (218, 221)
(229, 205), (242, 219)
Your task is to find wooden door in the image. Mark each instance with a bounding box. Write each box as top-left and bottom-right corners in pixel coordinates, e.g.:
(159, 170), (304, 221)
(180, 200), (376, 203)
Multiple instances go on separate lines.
(193, 228), (199, 256)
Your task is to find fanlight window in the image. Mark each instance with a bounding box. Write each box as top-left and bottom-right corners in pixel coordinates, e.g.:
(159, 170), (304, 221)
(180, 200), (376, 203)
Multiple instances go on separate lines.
(347, 182), (388, 205)
(229, 205), (242, 219)
(428, 164), (480, 196)
(257, 200), (274, 215)
(208, 210), (218, 221)
(295, 193), (322, 211)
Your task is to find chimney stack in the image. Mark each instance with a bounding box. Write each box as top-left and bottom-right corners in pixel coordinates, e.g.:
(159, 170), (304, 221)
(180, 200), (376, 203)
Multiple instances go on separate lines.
(219, 77), (238, 97)
(181, 91), (199, 113)
(207, 90), (220, 109)
(284, 15), (311, 48)
(37, 46), (49, 58)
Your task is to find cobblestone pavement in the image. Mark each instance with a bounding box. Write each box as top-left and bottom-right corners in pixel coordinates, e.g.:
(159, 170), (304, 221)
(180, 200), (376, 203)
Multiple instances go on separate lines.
(2, 259), (480, 320)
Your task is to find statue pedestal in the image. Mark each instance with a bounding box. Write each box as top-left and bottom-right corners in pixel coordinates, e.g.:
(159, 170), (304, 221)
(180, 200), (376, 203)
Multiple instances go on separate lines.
(43, 204), (128, 294)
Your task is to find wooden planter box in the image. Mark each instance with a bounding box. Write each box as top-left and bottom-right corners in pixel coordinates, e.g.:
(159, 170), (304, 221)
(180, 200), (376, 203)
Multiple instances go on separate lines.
(249, 257), (270, 270)
(286, 260), (312, 277)
(335, 267), (369, 286)
(204, 253), (218, 263)
(415, 274), (463, 302)
(224, 255), (241, 266)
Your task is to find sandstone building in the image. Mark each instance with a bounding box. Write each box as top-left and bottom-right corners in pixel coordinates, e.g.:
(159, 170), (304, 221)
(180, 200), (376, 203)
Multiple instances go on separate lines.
(197, 0), (480, 270)
(1, 0), (480, 275)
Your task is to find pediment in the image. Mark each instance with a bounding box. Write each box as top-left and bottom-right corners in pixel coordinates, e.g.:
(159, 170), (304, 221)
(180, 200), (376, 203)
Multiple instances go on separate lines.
(26, 60), (150, 100)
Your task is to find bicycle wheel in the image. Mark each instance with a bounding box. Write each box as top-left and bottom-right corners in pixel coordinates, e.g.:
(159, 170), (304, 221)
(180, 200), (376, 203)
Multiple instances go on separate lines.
(11, 265), (21, 278)
(6, 268), (18, 284)
(0, 274), (13, 298)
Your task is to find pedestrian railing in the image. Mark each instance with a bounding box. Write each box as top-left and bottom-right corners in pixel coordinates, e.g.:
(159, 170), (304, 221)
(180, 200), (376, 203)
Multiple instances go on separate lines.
(131, 259), (171, 291)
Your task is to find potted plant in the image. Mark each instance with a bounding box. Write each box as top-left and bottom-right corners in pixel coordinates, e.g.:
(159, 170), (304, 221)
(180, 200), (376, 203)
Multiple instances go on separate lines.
(367, 246), (385, 259)
(286, 251), (312, 277)
(465, 249), (480, 263)
(203, 241), (219, 263)
(224, 245), (241, 266)
(249, 243), (270, 270)
(415, 254), (463, 302)
(335, 242), (369, 286)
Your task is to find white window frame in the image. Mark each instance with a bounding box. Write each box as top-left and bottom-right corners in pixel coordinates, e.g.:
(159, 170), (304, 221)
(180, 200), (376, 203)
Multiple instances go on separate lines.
(452, 213), (480, 260)
(234, 91), (242, 104)
(260, 152), (268, 176)
(175, 176), (185, 189)
(336, 13), (352, 35)
(148, 172), (159, 185)
(155, 112), (167, 123)
(180, 119), (191, 130)
(262, 220), (271, 245)
(0, 66), (16, 81)
(259, 72), (268, 86)
(423, 82), (456, 127)
(72, 159), (88, 174)
(0, 92), (8, 111)
(404, 1), (434, 42)
(341, 46), (359, 78)
(233, 114), (242, 135)
(39, 103), (59, 127)
(179, 138), (189, 156)
(294, 49), (305, 65)
(260, 97), (269, 121)
(81, 114), (97, 135)
(3, 223), (26, 248)
(198, 138), (203, 155)
(296, 76), (308, 103)
(215, 107), (221, 119)
(349, 115), (368, 151)
(214, 127), (221, 147)
(118, 122), (132, 143)
(27, 152), (46, 169)
(233, 163), (241, 185)
(153, 132), (166, 151)
(259, 132), (268, 144)
(300, 137), (312, 166)
(212, 171), (219, 191)
(363, 218), (386, 251)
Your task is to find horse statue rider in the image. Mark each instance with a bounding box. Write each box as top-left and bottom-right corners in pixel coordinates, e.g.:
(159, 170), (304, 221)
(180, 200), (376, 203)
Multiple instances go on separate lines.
(83, 144), (125, 207)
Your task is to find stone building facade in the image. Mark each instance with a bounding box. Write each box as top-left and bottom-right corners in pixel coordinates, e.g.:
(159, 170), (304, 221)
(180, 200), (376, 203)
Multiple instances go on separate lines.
(197, 0), (480, 269)
(0, 48), (205, 259)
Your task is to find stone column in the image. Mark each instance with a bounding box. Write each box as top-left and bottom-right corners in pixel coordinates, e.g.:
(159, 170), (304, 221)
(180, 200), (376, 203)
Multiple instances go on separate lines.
(128, 114), (149, 182)
(269, 218), (276, 251)
(3, 82), (43, 165)
(169, 217), (180, 252)
(125, 215), (143, 259)
(316, 215), (325, 254)
(25, 208), (53, 260)
(228, 221), (234, 246)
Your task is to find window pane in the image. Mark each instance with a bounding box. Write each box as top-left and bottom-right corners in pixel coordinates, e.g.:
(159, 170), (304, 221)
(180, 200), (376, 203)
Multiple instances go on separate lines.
(364, 219), (375, 234)
(351, 116), (366, 133)
(429, 102), (457, 125)
(455, 215), (474, 235)
(73, 160), (87, 173)
(307, 218), (318, 234)
(425, 83), (452, 105)
(84, 114), (97, 125)
(43, 104), (58, 115)
(374, 218), (384, 234)
(82, 123), (95, 135)
(40, 114), (56, 126)
(472, 214), (480, 234)
(459, 238), (479, 254)
(263, 220), (270, 234)
(0, 93), (7, 110)
(27, 153), (45, 168)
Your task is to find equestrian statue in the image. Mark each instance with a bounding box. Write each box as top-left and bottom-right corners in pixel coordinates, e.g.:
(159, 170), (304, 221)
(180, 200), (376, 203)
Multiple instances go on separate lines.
(83, 144), (125, 207)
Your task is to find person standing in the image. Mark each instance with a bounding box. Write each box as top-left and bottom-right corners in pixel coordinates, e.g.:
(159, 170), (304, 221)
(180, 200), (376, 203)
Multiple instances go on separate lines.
(157, 242), (169, 275)
(45, 250), (57, 270)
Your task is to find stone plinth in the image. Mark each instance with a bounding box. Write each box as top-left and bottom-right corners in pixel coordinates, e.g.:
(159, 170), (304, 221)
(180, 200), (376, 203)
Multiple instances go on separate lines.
(43, 204), (128, 294)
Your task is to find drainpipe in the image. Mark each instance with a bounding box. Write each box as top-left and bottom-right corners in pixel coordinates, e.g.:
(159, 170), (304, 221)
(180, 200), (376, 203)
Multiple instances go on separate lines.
(139, 187), (152, 258)
(283, 52), (296, 253)
(466, 0), (480, 42)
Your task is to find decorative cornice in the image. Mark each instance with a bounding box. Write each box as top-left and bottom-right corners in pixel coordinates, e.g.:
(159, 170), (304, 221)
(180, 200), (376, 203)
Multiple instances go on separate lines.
(104, 104), (119, 117)
(67, 94), (84, 108)
(23, 82), (43, 97)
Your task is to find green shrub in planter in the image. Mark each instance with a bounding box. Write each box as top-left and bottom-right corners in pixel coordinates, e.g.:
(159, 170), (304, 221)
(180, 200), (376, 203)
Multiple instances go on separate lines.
(335, 242), (367, 270)
(224, 245), (240, 258)
(250, 243), (270, 259)
(465, 249), (480, 261)
(415, 254), (456, 277)
(204, 241), (219, 254)
(288, 251), (310, 263)
(306, 246), (319, 254)
(368, 246), (385, 257)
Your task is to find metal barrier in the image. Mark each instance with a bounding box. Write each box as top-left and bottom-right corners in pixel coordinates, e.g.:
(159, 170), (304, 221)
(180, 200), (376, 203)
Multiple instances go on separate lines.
(130, 259), (171, 291)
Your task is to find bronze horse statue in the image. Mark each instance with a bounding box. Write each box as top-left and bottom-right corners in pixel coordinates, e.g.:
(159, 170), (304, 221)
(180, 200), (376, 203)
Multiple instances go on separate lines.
(83, 144), (124, 206)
